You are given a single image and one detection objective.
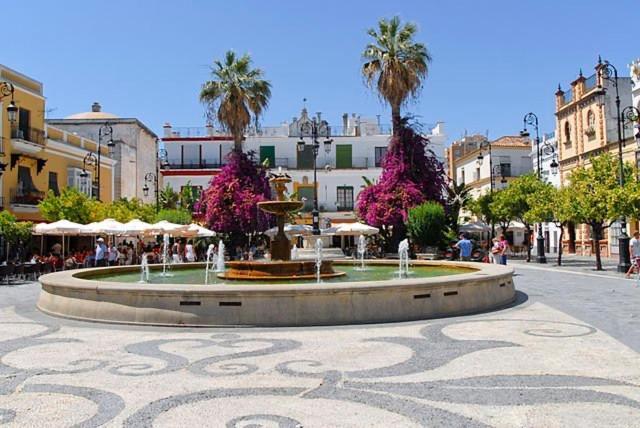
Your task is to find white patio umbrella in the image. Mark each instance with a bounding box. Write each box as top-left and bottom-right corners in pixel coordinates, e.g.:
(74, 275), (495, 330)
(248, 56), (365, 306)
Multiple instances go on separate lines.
(120, 219), (154, 236)
(332, 222), (380, 236)
(32, 220), (84, 267)
(181, 223), (216, 238)
(460, 221), (491, 233)
(83, 218), (125, 235)
(148, 220), (190, 236)
(264, 224), (313, 238)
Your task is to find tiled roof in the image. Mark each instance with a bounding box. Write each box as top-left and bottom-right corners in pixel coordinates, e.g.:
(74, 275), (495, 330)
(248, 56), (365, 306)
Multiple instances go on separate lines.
(491, 135), (530, 147)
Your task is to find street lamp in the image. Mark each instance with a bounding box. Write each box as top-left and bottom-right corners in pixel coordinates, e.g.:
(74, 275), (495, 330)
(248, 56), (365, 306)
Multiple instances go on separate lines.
(520, 112), (547, 264)
(621, 106), (640, 149)
(80, 152), (98, 197)
(476, 139), (498, 239)
(94, 122), (116, 202)
(597, 58), (630, 273)
(298, 116), (332, 234)
(1, 82), (17, 156)
(143, 172), (159, 212)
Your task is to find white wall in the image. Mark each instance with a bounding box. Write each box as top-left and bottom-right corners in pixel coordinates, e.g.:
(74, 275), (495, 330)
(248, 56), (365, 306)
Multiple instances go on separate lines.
(162, 123), (447, 215)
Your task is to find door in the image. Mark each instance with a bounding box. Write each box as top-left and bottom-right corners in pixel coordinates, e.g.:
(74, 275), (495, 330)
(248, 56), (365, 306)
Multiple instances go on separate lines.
(18, 108), (30, 139)
(335, 144), (352, 169)
(259, 146), (275, 168)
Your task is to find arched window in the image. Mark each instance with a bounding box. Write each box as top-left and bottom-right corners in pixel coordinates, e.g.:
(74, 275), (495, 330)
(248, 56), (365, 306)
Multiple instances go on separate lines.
(587, 110), (595, 127)
(564, 122), (571, 144)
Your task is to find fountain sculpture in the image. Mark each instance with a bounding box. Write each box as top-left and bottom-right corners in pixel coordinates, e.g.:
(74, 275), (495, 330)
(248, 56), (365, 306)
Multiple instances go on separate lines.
(219, 171), (344, 280)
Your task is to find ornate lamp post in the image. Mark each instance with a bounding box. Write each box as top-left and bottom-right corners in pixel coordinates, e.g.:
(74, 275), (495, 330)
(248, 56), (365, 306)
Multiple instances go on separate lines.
(621, 106), (640, 149)
(597, 58), (630, 273)
(94, 122), (116, 202)
(520, 112), (547, 264)
(476, 139), (502, 239)
(143, 173), (159, 212)
(1, 82), (18, 158)
(297, 116), (332, 234)
(80, 152), (98, 197)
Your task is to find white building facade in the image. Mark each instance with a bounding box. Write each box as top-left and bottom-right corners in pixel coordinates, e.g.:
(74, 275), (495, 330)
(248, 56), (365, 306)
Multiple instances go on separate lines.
(161, 108), (447, 224)
(47, 103), (159, 204)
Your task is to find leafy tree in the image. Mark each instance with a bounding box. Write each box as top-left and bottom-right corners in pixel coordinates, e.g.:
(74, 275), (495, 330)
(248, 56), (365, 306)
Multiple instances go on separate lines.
(0, 211), (32, 262)
(407, 202), (447, 249)
(499, 174), (550, 262)
(155, 208), (192, 225)
(197, 150), (272, 248)
(179, 181), (201, 212)
(468, 192), (494, 227)
(93, 198), (156, 223)
(38, 187), (97, 224)
(445, 181), (472, 235)
(525, 186), (575, 266)
(486, 189), (513, 235)
(159, 185), (180, 210)
(568, 153), (639, 270)
(356, 122), (447, 249)
(200, 50), (271, 152)
(362, 16), (432, 134)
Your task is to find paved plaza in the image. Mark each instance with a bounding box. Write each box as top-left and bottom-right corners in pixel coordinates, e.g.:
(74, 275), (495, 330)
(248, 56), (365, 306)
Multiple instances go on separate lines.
(0, 267), (639, 427)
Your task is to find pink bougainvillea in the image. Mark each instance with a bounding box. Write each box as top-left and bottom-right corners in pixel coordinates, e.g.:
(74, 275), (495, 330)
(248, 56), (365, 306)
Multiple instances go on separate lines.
(356, 123), (446, 237)
(196, 151), (272, 236)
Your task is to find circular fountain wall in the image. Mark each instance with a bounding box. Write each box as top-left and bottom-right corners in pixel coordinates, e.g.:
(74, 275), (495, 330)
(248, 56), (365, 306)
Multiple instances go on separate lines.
(37, 261), (515, 327)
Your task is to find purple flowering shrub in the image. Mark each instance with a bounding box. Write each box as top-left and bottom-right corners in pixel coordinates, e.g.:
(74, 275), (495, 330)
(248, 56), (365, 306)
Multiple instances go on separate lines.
(356, 123), (446, 241)
(196, 151), (272, 235)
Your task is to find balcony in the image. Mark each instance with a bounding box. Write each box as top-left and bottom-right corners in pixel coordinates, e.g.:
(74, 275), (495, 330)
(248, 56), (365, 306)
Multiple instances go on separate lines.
(10, 188), (45, 207)
(163, 159), (226, 170)
(11, 127), (46, 154)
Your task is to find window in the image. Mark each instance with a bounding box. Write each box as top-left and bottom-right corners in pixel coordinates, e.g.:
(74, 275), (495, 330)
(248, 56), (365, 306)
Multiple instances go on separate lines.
(474, 166), (480, 181)
(259, 146), (275, 167)
(374, 147), (387, 167)
(296, 145), (314, 169)
(586, 110), (596, 140)
(564, 122), (571, 144)
(182, 144), (200, 168)
(335, 144), (353, 169)
(336, 186), (354, 210)
(48, 172), (60, 196)
(500, 163), (511, 177)
(297, 186), (314, 211)
(67, 167), (92, 197)
(16, 108), (30, 139)
(460, 168), (465, 184)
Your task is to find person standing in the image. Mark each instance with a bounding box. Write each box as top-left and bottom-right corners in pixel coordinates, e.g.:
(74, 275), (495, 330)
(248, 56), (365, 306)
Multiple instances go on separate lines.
(490, 238), (501, 264)
(107, 243), (119, 266)
(625, 231), (640, 278)
(454, 233), (473, 261)
(498, 235), (509, 265)
(185, 240), (196, 262)
(95, 238), (107, 267)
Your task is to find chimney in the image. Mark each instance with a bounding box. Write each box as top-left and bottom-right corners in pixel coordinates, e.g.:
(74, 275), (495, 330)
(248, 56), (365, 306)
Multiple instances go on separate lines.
(91, 102), (102, 112)
(205, 122), (214, 136)
(316, 112), (322, 122)
(342, 113), (348, 132)
(163, 122), (172, 138)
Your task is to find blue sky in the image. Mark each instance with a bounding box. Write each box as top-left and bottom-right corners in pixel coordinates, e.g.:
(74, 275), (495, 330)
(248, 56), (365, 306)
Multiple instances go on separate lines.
(3, 0), (637, 143)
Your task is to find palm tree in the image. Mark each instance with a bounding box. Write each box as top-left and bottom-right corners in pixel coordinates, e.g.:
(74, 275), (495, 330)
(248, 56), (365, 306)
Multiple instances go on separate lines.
(200, 51), (271, 152)
(362, 16), (432, 135)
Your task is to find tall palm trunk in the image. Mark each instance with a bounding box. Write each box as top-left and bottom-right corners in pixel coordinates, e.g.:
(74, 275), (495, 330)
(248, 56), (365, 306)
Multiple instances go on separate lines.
(233, 136), (243, 152)
(391, 104), (401, 136)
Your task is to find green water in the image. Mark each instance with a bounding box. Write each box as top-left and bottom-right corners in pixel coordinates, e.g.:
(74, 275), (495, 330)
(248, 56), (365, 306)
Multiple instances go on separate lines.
(90, 263), (473, 285)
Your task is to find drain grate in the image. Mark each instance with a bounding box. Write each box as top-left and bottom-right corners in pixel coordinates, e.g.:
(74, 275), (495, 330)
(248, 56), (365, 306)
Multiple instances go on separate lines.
(219, 301), (242, 307)
(413, 293), (431, 299)
(180, 301), (201, 306)
(443, 291), (458, 297)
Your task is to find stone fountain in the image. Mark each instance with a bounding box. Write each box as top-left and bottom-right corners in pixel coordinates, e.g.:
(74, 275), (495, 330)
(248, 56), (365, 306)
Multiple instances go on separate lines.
(219, 171), (345, 281)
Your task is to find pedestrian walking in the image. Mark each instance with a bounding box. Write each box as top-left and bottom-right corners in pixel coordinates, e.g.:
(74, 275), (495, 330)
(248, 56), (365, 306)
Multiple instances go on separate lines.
(625, 231), (640, 278)
(454, 233), (473, 261)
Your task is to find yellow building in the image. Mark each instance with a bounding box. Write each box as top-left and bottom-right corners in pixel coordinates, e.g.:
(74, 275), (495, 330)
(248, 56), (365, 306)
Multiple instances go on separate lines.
(0, 65), (115, 222)
(555, 59), (634, 257)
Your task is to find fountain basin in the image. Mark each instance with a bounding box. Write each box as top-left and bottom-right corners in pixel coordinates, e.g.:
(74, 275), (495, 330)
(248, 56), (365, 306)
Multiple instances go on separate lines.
(37, 261), (515, 327)
(220, 260), (345, 280)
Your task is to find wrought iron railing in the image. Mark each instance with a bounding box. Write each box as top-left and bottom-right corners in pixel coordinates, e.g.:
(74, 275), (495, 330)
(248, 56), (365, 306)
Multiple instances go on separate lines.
(163, 160), (225, 170)
(10, 188), (45, 206)
(11, 127), (46, 145)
